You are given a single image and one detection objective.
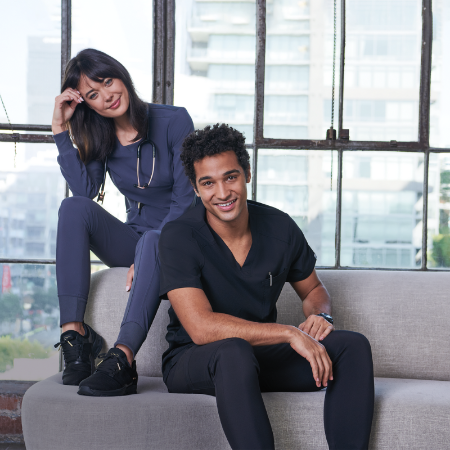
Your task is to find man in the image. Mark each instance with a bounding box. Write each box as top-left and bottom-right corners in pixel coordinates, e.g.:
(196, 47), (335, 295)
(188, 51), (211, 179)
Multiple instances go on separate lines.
(158, 124), (374, 450)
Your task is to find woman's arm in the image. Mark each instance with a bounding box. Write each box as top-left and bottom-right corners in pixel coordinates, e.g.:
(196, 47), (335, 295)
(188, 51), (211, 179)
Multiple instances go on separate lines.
(54, 130), (104, 199)
(157, 107), (196, 231)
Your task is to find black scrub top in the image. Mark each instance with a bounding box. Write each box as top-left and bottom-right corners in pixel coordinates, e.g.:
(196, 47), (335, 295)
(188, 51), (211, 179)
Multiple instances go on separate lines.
(158, 200), (317, 381)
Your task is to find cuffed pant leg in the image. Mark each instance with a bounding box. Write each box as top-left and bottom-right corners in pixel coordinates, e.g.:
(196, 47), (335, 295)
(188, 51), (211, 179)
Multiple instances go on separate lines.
(166, 338), (275, 450)
(114, 229), (161, 356)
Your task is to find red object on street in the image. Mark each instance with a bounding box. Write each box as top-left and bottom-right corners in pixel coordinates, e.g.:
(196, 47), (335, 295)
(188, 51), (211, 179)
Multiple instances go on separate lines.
(2, 265), (12, 293)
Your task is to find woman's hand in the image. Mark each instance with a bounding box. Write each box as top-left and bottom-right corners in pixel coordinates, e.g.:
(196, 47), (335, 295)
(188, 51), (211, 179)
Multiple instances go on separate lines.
(126, 264), (134, 292)
(52, 88), (84, 135)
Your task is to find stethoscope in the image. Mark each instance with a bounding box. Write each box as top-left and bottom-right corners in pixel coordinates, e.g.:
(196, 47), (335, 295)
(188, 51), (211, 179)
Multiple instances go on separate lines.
(97, 128), (156, 214)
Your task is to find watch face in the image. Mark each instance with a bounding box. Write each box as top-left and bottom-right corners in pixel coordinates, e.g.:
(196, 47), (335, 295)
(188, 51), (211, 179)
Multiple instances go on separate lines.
(318, 313), (333, 324)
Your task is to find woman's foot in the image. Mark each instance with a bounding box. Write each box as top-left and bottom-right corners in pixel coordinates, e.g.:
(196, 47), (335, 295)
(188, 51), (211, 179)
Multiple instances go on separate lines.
(54, 323), (103, 385)
(77, 348), (138, 397)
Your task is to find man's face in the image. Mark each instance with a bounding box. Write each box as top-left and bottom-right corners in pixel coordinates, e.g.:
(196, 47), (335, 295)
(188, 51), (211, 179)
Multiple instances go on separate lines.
(194, 150), (251, 224)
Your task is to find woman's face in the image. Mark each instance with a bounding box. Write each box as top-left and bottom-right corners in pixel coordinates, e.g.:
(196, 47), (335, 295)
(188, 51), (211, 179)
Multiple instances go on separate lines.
(77, 75), (130, 118)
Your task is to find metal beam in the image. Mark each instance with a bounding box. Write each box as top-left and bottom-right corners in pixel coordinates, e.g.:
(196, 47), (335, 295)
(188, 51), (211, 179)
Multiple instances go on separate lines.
(338, 0), (346, 139)
(165, 0), (176, 105)
(418, 0), (432, 146)
(0, 134), (54, 143)
(0, 124), (52, 132)
(153, 0), (165, 104)
(335, 149), (343, 267)
(255, 138), (425, 151)
(421, 150), (429, 269)
(252, 0), (266, 201)
(61, 0), (71, 84)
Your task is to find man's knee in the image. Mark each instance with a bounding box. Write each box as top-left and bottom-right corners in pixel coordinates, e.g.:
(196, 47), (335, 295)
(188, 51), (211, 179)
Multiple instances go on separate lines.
(214, 338), (258, 378)
(331, 330), (373, 362)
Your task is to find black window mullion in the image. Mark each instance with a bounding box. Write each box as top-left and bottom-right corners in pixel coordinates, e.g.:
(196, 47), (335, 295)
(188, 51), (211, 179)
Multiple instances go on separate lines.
(338, 0), (346, 139)
(418, 0), (432, 147)
(153, 0), (166, 104)
(335, 149), (343, 268)
(61, 0), (72, 200)
(252, 0), (266, 201)
(422, 150), (430, 269)
(165, 0), (176, 106)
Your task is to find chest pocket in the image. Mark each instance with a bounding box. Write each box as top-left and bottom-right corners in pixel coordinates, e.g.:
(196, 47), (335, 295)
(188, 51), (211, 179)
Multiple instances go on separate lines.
(261, 268), (287, 321)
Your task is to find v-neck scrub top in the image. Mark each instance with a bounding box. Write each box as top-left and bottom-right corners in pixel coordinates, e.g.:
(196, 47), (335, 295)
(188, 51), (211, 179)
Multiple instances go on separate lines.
(54, 104), (195, 234)
(158, 200), (317, 381)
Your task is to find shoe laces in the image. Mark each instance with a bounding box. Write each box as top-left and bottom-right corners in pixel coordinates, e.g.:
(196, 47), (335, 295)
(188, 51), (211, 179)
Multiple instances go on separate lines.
(95, 352), (126, 377)
(54, 335), (83, 366)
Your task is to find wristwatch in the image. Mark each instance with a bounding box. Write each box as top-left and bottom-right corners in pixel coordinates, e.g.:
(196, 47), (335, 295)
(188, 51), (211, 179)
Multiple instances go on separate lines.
(316, 313), (333, 324)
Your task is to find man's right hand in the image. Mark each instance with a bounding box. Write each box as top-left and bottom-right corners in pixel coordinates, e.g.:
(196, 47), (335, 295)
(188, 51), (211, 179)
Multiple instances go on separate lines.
(52, 88), (84, 135)
(289, 328), (333, 388)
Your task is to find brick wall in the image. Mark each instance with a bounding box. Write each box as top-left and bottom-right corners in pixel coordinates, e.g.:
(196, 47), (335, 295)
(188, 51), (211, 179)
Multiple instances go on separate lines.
(0, 381), (36, 444)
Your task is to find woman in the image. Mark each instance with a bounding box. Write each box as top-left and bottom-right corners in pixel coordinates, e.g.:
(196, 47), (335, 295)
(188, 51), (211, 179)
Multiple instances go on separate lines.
(52, 48), (195, 397)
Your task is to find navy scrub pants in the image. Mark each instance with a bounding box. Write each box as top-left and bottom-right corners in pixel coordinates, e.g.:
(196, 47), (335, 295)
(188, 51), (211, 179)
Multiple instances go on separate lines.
(56, 196), (161, 356)
(166, 330), (374, 450)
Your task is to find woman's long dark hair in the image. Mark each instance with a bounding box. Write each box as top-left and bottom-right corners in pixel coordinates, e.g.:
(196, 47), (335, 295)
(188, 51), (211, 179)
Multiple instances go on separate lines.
(61, 48), (148, 163)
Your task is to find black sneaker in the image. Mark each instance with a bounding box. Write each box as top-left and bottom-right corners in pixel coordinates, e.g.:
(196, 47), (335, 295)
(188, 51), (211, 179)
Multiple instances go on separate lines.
(54, 324), (103, 386)
(77, 348), (138, 397)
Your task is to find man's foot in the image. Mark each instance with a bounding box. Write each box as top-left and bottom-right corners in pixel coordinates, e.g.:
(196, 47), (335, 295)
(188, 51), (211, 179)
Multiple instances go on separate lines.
(77, 348), (138, 397)
(54, 323), (103, 386)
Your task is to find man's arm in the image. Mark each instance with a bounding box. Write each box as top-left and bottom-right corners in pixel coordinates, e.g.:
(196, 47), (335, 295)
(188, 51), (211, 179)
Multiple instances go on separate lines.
(167, 284), (333, 387)
(290, 270), (335, 342)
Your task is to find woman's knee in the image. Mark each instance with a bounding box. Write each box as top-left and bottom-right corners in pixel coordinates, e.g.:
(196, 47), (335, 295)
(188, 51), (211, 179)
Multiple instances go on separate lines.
(58, 196), (96, 220)
(138, 229), (161, 251)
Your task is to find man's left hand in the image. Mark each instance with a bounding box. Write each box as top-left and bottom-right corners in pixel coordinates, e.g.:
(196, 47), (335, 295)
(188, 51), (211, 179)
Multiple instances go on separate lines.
(299, 315), (334, 341)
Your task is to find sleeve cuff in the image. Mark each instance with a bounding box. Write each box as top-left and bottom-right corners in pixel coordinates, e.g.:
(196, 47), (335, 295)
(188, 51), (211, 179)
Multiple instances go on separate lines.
(159, 280), (204, 300)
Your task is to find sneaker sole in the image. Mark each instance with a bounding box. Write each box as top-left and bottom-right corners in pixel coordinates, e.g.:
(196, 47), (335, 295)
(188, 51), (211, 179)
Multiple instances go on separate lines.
(77, 384), (137, 397)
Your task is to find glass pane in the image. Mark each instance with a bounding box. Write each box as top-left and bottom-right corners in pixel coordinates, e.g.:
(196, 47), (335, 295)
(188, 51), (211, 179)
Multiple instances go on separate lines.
(427, 153), (450, 268)
(0, 142), (65, 260)
(341, 151), (423, 268)
(256, 150), (337, 266)
(0, 0), (61, 125)
(0, 264), (59, 381)
(344, 0), (422, 141)
(264, 0), (341, 140)
(430, 2), (450, 148)
(72, 1), (153, 103)
(174, 0), (256, 142)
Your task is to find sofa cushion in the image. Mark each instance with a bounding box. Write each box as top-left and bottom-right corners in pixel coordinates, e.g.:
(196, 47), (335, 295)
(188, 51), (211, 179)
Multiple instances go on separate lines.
(22, 374), (450, 450)
(279, 270), (450, 381)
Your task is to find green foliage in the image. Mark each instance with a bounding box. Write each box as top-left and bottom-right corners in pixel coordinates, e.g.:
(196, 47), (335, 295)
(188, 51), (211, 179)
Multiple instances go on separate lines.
(430, 234), (450, 268)
(440, 171), (450, 185)
(0, 336), (51, 372)
(0, 293), (22, 322)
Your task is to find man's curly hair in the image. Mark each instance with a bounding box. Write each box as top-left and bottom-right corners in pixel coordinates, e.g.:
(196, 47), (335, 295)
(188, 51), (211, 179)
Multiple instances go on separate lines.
(181, 123), (250, 187)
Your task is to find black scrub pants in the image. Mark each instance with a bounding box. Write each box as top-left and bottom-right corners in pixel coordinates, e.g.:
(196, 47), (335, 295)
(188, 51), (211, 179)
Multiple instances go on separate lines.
(56, 196), (161, 356)
(166, 330), (374, 450)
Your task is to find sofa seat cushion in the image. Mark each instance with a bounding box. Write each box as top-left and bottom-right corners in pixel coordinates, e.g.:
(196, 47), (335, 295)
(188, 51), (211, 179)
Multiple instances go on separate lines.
(23, 374), (450, 450)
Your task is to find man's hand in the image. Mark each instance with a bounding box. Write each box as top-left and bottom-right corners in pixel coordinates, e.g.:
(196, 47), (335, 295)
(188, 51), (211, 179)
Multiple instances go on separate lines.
(126, 264), (134, 292)
(289, 328), (333, 388)
(299, 315), (334, 342)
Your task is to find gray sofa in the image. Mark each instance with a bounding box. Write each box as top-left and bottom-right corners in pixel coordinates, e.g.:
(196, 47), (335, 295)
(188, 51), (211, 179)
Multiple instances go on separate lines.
(22, 268), (450, 449)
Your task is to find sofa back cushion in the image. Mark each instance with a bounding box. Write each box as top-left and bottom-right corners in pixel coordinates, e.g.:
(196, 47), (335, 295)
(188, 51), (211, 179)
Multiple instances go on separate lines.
(86, 268), (450, 381)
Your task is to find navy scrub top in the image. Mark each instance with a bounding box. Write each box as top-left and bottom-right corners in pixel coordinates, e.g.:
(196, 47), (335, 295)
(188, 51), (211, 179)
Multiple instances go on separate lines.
(158, 200), (317, 381)
(54, 104), (196, 234)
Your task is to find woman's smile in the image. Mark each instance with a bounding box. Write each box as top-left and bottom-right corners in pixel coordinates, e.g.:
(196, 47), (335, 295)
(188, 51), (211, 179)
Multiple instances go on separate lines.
(108, 96), (121, 110)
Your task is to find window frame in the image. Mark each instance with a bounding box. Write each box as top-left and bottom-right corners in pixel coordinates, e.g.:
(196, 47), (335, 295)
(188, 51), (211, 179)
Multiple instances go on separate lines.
(0, 0), (443, 271)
